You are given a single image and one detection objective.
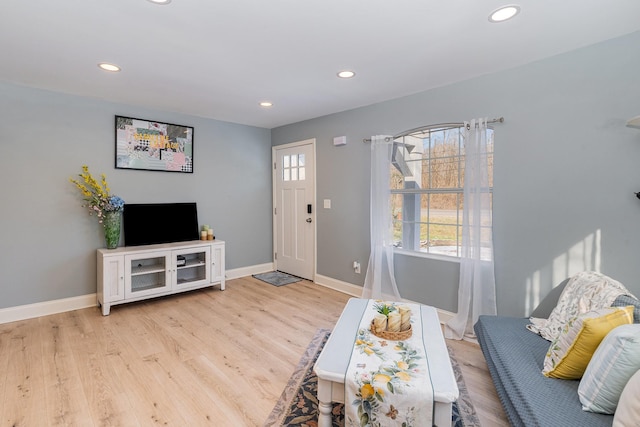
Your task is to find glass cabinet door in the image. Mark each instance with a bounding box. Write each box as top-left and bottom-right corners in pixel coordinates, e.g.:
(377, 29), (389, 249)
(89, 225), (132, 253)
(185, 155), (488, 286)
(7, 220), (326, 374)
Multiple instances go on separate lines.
(124, 252), (171, 298)
(173, 247), (210, 290)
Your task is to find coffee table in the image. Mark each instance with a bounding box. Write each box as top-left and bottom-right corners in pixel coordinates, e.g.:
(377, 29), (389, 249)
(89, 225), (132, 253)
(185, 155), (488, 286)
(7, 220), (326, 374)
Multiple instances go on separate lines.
(313, 298), (459, 427)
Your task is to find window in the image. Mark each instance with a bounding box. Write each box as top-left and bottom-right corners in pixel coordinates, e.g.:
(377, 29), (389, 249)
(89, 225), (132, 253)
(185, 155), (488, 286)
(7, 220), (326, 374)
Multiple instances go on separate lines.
(390, 125), (493, 258)
(282, 154), (306, 181)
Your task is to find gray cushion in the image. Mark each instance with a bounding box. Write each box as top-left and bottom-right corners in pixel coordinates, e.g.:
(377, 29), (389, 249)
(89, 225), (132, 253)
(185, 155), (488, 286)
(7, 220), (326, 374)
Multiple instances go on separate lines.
(474, 315), (613, 426)
(611, 294), (640, 323)
(529, 278), (569, 318)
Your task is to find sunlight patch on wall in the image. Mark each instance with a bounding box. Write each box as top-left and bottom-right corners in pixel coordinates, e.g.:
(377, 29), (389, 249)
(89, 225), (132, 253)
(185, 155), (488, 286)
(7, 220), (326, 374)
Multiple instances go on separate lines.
(525, 270), (542, 315)
(525, 229), (601, 315)
(552, 229), (601, 286)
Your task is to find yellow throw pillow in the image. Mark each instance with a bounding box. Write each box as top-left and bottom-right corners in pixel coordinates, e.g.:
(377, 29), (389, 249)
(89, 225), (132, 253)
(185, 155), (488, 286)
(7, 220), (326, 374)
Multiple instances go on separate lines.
(542, 306), (634, 379)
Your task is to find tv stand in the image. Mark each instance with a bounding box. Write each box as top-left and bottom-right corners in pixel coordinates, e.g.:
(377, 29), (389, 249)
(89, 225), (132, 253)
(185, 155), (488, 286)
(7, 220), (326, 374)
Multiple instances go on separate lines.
(97, 240), (225, 315)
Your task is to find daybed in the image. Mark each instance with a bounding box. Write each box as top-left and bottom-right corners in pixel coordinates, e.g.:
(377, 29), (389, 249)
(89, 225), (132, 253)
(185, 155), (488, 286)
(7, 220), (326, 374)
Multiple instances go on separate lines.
(475, 276), (640, 427)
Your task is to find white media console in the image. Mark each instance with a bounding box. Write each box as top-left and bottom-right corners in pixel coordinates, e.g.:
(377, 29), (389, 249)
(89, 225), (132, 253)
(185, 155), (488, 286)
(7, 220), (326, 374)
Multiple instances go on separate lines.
(97, 240), (225, 315)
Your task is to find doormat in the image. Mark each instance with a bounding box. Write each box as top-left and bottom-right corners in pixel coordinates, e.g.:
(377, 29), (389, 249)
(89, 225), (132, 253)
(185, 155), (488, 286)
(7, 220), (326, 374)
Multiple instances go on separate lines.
(252, 271), (302, 287)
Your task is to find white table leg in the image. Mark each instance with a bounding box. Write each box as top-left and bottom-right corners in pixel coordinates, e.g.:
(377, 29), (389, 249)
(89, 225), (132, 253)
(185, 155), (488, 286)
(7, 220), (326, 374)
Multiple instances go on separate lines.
(317, 378), (333, 427)
(434, 401), (452, 427)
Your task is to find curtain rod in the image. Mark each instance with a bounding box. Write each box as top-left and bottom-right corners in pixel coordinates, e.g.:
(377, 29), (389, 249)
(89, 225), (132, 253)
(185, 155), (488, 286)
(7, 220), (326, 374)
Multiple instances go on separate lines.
(362, 117), (504, 143)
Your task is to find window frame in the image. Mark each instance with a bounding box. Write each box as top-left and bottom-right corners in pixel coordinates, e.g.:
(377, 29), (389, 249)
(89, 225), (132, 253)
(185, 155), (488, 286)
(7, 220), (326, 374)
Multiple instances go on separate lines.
(390, 125), (493, 259)
(282, 153), (307, 182)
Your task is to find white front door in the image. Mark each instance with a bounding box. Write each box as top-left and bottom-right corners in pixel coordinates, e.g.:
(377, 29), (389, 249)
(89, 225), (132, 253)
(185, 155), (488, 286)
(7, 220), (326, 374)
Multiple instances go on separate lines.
(273, 140), (315, 280)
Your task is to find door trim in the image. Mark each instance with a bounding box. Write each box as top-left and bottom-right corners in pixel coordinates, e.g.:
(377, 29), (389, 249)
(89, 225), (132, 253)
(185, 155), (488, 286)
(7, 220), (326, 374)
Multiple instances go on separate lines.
(272, 138), (317, 281)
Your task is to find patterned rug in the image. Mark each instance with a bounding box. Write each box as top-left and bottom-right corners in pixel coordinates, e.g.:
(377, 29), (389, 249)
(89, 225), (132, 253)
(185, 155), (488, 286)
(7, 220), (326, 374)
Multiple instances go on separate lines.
(263, 329), (481, 426)
(253, 271), (303, 287)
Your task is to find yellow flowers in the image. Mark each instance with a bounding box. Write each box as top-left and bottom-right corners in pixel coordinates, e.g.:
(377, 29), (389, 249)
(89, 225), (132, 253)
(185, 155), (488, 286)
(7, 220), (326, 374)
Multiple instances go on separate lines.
(396, 361), (408, 370)
(355, 337), (377, 357)
(359, 377), (386, 401)
(69, 165), (124, 222)
(360, 383), (375, 399)
(373, 373), (391, 384)
(70, 165), (109, 199)
(394, 371), (411, 382)
(101, 174), (110, 195)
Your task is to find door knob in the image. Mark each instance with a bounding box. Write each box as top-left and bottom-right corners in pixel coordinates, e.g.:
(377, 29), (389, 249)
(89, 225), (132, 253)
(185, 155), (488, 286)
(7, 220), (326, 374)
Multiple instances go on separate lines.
(306, 218), (312, 223)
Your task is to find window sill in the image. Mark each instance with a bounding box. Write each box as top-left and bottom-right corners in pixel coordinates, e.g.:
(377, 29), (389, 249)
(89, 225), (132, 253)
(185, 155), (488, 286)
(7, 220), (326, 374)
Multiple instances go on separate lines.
(393, 248), (461, 264)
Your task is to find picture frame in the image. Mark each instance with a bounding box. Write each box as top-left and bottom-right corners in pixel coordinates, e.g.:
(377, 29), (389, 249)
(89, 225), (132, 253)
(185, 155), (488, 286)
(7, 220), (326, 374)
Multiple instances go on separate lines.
(115, 115), (194, 173)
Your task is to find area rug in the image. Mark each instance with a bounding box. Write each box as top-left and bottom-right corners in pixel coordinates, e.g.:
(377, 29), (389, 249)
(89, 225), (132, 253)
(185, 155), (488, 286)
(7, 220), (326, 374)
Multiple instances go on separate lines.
(253, 271), (302, 287)
(263, 329), (481, 427)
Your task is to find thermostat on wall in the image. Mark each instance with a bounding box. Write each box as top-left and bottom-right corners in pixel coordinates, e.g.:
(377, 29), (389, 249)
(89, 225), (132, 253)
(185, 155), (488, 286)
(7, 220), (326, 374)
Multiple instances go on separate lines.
(333, 136), (347, 146)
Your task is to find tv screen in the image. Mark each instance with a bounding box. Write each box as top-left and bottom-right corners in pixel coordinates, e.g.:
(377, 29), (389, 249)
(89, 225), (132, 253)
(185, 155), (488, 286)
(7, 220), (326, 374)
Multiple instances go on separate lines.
(123, 203), (199, 246)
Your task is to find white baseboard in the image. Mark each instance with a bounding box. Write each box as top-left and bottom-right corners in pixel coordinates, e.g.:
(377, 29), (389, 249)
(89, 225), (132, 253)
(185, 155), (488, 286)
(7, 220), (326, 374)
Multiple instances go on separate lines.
(313, 274), (455, 324)
(0, 264), (458, 327)
(436, 309), (455, 324)
(0, 261), (275, 325)
(226, 262), (274, 280)
(0, 294), (98, 325)
(314, 274), (363, 297)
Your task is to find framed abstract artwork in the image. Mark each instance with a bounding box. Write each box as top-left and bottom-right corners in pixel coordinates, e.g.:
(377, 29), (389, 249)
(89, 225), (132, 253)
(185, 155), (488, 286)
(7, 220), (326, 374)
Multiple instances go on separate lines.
(115, 115), (194, 173)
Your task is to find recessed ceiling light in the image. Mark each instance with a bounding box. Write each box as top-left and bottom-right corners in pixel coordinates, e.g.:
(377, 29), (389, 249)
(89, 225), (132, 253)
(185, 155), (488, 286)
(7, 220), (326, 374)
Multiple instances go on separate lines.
(259, 101), (273, 107)
(98, 62), (121, 72)
(489, 5), (520, 23)
(337, 70), (355, 79)
(147, 0), (171, 4)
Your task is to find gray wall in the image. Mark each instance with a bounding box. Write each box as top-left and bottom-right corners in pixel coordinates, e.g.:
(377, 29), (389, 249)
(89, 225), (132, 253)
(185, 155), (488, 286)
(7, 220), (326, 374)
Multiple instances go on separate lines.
(0, 83), (273, 309)
(3, 31), (639, 317)
(271, 31), (640, 317)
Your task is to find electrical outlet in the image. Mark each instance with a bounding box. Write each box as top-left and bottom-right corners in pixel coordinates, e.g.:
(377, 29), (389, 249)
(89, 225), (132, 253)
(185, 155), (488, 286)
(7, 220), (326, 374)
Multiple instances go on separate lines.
(353, 261), (361, 274)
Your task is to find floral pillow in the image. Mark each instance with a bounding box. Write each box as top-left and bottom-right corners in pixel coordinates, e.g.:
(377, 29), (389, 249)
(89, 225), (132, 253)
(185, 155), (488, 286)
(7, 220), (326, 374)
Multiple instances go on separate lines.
(542, 306), (634, 379)
(528, 272), (632, 342)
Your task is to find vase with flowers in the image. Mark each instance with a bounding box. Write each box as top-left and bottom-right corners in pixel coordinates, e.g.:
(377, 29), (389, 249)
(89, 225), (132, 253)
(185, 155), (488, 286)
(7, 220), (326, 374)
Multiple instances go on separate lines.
(70, 165), (125, 249)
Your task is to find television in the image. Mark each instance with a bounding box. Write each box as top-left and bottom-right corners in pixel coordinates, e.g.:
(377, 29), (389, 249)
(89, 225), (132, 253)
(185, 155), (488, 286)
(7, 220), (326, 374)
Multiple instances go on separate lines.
(123, 202), (199, 246)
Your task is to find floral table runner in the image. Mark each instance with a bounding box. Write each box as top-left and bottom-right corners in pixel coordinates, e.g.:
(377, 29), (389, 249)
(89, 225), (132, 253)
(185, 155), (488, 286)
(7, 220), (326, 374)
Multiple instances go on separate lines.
(345, 300), (433, 427)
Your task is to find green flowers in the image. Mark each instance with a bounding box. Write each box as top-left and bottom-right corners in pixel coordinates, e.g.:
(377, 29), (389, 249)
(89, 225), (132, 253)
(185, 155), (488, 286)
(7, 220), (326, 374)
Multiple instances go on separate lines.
(373, 301), (397, 316)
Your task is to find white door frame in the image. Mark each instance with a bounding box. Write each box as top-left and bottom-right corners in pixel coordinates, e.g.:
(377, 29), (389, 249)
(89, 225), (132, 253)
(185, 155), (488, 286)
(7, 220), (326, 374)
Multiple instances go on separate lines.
(272, 138), (317, 280)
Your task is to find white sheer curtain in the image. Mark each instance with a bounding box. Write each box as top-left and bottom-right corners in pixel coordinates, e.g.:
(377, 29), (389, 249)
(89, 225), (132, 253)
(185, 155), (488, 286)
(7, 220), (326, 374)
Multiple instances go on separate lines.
(362, 135), (402, 300)
(445, 118), (497, 340)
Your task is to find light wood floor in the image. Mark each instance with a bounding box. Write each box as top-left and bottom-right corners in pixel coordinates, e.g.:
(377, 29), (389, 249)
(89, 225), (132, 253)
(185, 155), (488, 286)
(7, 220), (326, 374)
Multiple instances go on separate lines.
(0, 277), (509, 426)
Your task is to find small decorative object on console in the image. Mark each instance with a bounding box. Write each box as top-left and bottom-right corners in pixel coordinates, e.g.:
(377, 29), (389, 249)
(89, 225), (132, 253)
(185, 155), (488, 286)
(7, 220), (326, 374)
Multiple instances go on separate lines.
(201, 225), (215, 240)
(370, 301), (413, 340)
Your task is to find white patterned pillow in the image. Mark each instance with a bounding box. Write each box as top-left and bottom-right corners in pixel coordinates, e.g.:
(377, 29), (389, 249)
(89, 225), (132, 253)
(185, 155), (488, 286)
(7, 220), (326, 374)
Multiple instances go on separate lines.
(613, 369), (640, 426)
(528, 272), (631, 342)
(578, 324), (640, 414)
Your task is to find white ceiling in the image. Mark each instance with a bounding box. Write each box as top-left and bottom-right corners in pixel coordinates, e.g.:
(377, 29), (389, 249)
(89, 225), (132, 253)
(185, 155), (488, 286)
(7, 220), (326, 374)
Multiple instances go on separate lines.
(2, 0), (640, 129)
